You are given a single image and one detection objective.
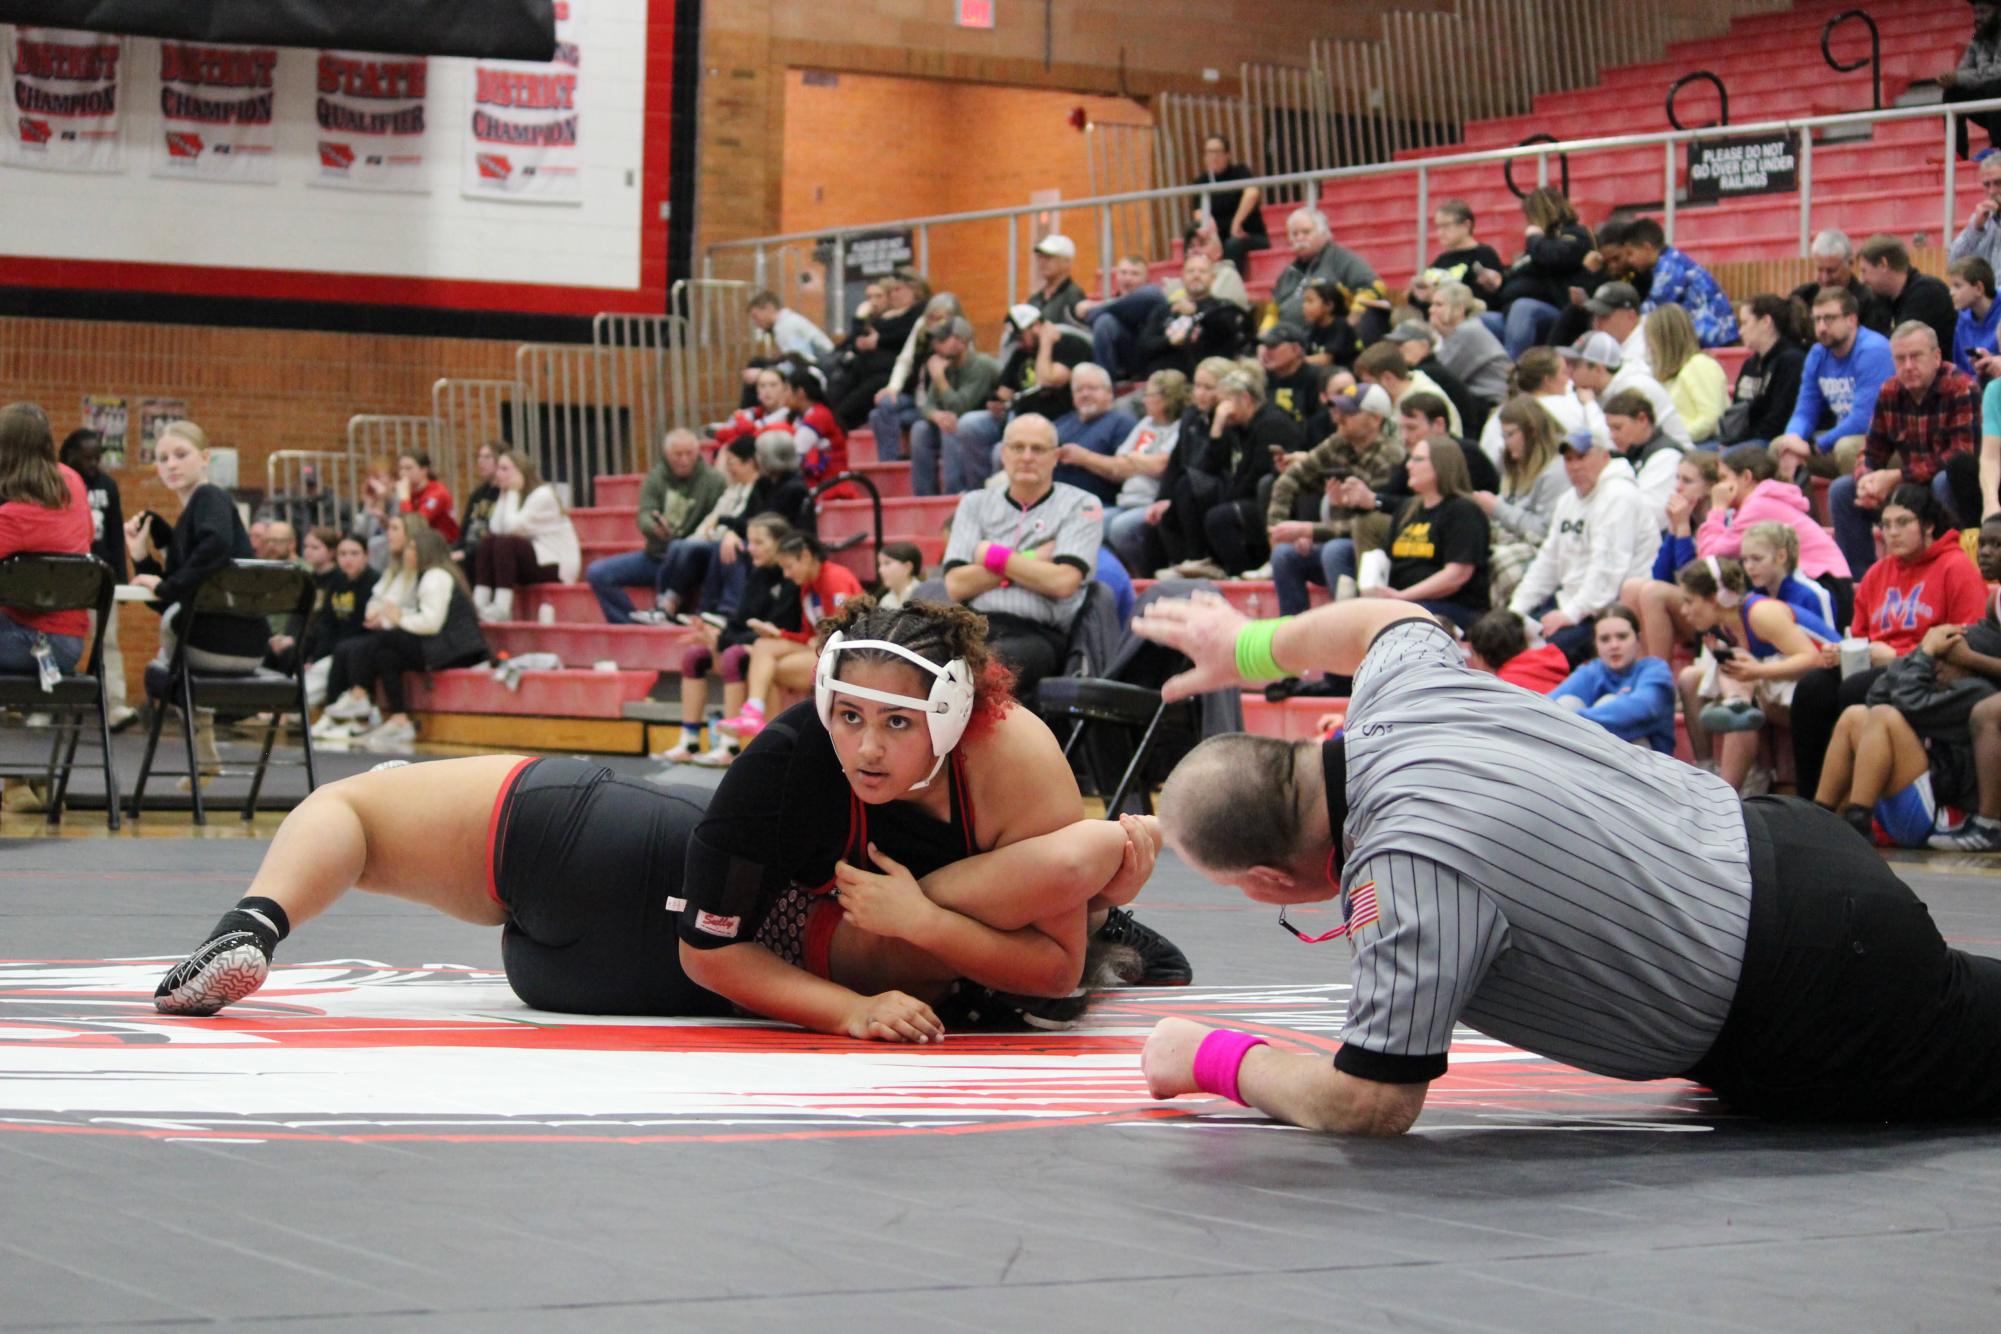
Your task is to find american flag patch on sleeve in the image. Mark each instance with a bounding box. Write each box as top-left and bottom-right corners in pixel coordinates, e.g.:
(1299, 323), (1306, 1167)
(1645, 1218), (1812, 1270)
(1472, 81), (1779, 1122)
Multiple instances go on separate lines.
(1344, 880), (1379, 933)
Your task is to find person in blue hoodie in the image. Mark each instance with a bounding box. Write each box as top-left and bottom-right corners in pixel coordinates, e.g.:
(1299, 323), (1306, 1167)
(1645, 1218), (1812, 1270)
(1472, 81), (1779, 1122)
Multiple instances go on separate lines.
(1768, 286), (1896, 487)
(1550, 604), (1676, 754)
(1950, 256), (2001, 380)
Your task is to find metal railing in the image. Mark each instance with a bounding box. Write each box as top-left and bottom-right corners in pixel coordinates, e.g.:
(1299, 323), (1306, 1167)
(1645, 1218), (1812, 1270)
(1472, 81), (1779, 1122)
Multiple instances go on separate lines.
(668, 278), (757, 431)
(1666, 71), (1730, 132)
(515, 342), (623, 509)
(593, 312), (681, 472)
(263, 449), (360, 539)
(345, 413), (437, 494)
(1823, 9), (1882, 113)
(707, 96), (2001, 302)
(431, 377), (519, 496)
(1083, 121), (1163, 288)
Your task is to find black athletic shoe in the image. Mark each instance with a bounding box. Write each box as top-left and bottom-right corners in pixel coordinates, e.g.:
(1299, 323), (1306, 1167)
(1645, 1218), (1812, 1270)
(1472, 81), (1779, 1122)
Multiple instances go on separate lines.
(932, 982), (1092, 1032)
(1096, 906), (1192, 986)
(154, 931), (271, 1016)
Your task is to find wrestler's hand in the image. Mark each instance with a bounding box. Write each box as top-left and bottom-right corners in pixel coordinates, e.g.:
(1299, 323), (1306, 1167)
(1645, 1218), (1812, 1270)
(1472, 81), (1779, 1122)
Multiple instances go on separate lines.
(1141, 1017), (1212, 1098)
(847, 990), (945, 1043)
(1131, 591), (1251, 700)
(833, 844), (938, 942)
(1099, 813), (1161, 907)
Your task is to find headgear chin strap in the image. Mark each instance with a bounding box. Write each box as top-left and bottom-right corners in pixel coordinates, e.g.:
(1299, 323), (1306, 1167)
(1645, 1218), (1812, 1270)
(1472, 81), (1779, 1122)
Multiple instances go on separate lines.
(815, 631), (976, 789)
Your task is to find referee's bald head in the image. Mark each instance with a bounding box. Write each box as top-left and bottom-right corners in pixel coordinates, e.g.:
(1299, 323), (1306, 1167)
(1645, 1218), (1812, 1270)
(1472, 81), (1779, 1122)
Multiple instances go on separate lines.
(1160, 734), (1337, 900)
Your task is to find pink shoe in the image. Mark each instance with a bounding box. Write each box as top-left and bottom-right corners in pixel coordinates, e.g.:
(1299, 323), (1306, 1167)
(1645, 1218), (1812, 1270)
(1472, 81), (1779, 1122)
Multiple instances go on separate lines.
(714, 709), (766, 739)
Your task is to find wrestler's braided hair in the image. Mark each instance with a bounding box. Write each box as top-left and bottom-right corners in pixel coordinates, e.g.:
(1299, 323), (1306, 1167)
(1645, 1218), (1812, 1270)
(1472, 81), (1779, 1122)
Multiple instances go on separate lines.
(814, 596), (1015, 735)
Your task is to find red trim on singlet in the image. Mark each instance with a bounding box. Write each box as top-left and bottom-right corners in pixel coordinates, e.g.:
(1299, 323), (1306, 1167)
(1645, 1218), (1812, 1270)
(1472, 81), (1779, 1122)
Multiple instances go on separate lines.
(803, 899), (843, 979)
(485, 757), (540, 908)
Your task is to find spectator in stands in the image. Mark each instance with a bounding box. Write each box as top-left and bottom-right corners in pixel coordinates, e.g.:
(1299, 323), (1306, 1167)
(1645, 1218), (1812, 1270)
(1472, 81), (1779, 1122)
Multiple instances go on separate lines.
(1922, 518), (2001, 849)
(285, 531), (376, 706)
(1427, 281), (1511, 411)
(1676, 541), (1836, 796)
(55, 426), (132, 728)
(634, 435), (760, 622)
(1255, 323), (1324, 423)
(1612, 217), (1739, 348)
(1134, 252), (1250, 379)
(1272, 208), (1389, 341)
(785, 367), (847, 484)
(1187, 135), (1269, 270)
(742, 289), (833, 405)
(1049, 363), (1137, 505)
(874, 539), (924, 611)
(1985, 353), (2001, 522)
(1132, 358), (1230, 576)
(1790, 230), (1891, 335)
(395, 449), (458, 545)
(1584, 280), (1650, 372)
(1358, 436), (1490, 629)
(1562, 330), (1693, 447)
(1508, 425), (1661, 664)
(1601, 388), (1685, 531)
(1476, 395), (1570, 609)
(690, 431), (809, 620)
(832, 270), (928, 430)
(312, 517), (486, 753)
(1645, 303), (1727, 445)
(1102, 370), (1189, 577)
(654, 512), (799, 768)
(0, 403), (90, 681)
(1950, 257), (2001, 380)
(903, 316), (1001, 498)
(1621, 452), (1723, 658)
(1550, 605), (1676, 754)
(716, 367), (792, 447)
(710, 530), (864, 754)
(472, 448), (580, 623)
(1416, 198), (1506, 304)
(1950, 152), (2001, 272)
(1382, 322), (1483, 436)
(1355, 339), (1464, 438)
(940, 413), (1103, 696)
(1075, 256), (1166, 383)
(867, 292), (962, 462)
(260, 521), (304, 567)
(1770, 285), (1896, 485)
(945, 305), (1092, 490)
(1028, 235), (1089, 332)
(1788, 483), (1988, 795)
(1465, 606), (1571, 691)
(1830, 322), (1981, 578)
(1395, 391), (1499, 493)
(1298, 278), (1363, 371)
(454, 442), (501, 565)
(1176, 368), (1295, 578)
(1181, 217), (1254, 309)
(1696, 442), (1853, 620)
(1473, 346), (1599, 469)
(585, 428), (725, 625)
(1940, 4), (2001, 160)
(1858, 235), (1958, 363)
(1267, 383), (1402, 612)
(1484, 186), (1595, 358)
(1722, 294), (1809, 447)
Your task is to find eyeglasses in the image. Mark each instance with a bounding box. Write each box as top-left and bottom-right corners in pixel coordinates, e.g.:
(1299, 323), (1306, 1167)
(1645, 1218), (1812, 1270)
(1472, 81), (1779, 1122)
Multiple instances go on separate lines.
(1278, 904), (1348, 944)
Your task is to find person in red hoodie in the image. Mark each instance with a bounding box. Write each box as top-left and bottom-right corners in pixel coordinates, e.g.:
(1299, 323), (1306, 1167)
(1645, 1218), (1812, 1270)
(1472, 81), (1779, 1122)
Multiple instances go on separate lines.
(1464, 608), (1571, 692)
(785, 367), (848, 485)
(714, 367), (793, 446)
(1791, 483), (1988, 794)
(711, 530), (863, 757)
(0, 402), (92, 675)
(396, 449), (459, 545)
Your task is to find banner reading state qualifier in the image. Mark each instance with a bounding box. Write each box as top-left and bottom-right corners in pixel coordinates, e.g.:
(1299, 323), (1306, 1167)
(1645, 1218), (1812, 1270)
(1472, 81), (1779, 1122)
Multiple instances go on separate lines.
(313, 49), (429, 192)
(1, 27), (123, 172)
(461, 0), (581, 203)
(151, 41), (278, 183)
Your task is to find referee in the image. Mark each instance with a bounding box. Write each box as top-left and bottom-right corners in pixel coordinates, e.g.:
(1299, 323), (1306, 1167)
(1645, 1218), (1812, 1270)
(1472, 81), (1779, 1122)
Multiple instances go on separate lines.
(1132, 595), (2001, 1133)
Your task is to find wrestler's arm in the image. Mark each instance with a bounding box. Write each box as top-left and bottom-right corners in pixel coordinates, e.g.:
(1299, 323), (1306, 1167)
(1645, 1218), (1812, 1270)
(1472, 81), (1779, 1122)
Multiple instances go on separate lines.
(678, 939), (943, 1043)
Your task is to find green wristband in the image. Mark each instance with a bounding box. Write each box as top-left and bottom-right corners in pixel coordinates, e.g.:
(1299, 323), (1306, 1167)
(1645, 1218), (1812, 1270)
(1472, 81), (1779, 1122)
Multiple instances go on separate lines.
(1234, 617), (1292, 682)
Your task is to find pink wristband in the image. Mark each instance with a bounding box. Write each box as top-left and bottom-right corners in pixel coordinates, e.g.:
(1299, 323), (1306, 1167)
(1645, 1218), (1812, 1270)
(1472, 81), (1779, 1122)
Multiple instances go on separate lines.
(1192, 1029), (1268, 1105)
(983, 543), (1014, 575)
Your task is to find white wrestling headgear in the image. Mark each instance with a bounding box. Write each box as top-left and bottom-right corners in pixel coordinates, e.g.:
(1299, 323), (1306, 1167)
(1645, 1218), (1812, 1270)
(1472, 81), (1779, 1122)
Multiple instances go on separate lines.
(815, 631), (976, 788)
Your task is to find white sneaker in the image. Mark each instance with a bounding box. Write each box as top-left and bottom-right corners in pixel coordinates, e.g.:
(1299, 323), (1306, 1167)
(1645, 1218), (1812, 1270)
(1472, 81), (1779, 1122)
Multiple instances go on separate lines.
(310, 712), (357, 741)
(23, 712), (52, 728)
(1334, 574), (1359, 601)
(324, 691), (373, 721)
(652, 741), (702, 763)
(689, 746), (737, 768)
(1242, 563), (1272, 580)
(360, 718), (418, 753)
(1738, 766), (1773, 798)
(629, 609), (674, 626)
(107, 706), (139, 733)
(1173, 558), (1228, 580)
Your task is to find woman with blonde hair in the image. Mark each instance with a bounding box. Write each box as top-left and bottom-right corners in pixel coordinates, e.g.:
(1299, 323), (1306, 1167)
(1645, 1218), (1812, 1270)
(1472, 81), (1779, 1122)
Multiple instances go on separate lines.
(1427, 280), (1511, 408)
(1644, 303), (1729, 444)
(471, 448), (579, 622)
(1474, 397), (1570, 607)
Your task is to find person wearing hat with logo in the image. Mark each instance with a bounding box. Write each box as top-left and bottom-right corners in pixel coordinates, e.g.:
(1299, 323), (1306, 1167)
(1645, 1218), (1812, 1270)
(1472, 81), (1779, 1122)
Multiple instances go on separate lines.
(943, 304), (1093, 490)
(1561, 329), (1694, 448)
(1256, 323), (1326, 423)
(1125, 593), (2001, 1132)
(1267, 384), (1403, 616)
(152, 596), (1191, 1034)
(1585, 280), (1652, 372)
(1027, 234), (1088, 333)
(1507, 423), (1661, 663)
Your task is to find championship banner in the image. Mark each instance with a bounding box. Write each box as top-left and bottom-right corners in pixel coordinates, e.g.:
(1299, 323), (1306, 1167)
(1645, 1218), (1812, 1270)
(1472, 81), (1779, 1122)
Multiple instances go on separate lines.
(1, 26), (123, 173)
(151, 40), (277, 184)
(461, 0), (580, 203)
(313, 49), (429, 192)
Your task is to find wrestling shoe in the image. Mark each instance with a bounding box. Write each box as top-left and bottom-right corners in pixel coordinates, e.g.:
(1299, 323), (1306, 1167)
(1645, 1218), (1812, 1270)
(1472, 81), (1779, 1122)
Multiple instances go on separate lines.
(1699, 699), (1764, 733)
(931, 982), (1090, 1032)
(154, 931), (270, 1016)
(1929, 816), (2001, 852)
(1095, 906), (1192, 986)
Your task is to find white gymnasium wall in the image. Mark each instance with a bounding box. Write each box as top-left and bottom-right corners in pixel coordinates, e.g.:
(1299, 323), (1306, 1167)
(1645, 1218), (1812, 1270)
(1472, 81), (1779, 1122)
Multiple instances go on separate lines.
(0, 1), (650, 293)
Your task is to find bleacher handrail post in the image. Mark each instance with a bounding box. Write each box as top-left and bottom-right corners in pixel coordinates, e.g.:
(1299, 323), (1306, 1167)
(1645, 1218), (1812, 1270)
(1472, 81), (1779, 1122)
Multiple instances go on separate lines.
(1665, 70), (1729, 133)
(1821, 9), (1881, 113)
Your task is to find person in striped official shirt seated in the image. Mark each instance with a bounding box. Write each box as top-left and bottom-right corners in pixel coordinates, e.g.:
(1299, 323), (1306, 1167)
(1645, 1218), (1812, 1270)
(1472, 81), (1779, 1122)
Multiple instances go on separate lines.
(1131, 594), (2001, 1133)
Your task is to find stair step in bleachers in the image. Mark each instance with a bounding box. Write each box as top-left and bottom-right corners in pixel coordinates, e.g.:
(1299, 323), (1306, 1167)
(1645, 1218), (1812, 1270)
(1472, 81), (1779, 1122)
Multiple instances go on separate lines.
(518, 582), (645, 624)
(595, 474), (641, 508)
(406, 667), (658, 719)
(1129, 579), (1328, 617)
(828, 534), (946, 583)
(818, 495), (961, 545)
(485, 620), (700, 671)
(1242, 694), (1348, 742)
(570, 506), (639, 544)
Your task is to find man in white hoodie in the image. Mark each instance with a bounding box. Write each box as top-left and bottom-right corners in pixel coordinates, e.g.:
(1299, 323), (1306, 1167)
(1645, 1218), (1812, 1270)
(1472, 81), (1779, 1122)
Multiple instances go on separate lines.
(1507, 425), (1662, 663)
(1601, 388), (1685, 532)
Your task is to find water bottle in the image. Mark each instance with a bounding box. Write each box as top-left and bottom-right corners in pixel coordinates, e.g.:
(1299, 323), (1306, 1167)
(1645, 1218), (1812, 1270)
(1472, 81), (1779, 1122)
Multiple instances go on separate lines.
(537, 602), (557, 625)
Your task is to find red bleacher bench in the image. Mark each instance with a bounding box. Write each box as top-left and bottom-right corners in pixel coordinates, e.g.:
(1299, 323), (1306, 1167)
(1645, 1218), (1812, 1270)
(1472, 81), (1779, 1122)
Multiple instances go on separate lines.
(405, 667), (658, 718)
(483, 620), (700, 672)
(1242, 693), (1347, 742)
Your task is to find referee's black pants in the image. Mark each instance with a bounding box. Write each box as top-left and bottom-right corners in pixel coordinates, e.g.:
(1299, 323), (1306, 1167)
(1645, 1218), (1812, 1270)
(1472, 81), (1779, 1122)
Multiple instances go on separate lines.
(1686, 796), (2001, 1122)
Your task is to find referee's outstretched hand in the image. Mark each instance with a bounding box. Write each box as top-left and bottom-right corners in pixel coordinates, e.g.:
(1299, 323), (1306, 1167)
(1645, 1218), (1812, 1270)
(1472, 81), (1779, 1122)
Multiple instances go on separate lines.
(1131, 592), (1250, 701)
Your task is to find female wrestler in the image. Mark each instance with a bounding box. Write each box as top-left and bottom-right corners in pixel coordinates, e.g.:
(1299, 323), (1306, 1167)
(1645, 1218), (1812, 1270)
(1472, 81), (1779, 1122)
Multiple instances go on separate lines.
(154, 597), (1176, 1041)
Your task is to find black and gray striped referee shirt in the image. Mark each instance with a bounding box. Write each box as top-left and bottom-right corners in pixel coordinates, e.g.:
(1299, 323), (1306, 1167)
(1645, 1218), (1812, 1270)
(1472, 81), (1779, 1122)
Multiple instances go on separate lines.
(1332, 618), (1754, 1085)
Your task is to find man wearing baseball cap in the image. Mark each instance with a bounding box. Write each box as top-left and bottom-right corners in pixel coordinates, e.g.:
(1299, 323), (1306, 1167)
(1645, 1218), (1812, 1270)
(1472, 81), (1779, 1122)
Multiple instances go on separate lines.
(1267, 383), (1403, 628)
(1256, 322), (1326, 423)
(1585, 280), (1650, 371)
(942, 303), (1092, 489)
(1028, 234), (1088, 332)
(1561, 330), (1693, 448)
(1506, 423), (1660, 663)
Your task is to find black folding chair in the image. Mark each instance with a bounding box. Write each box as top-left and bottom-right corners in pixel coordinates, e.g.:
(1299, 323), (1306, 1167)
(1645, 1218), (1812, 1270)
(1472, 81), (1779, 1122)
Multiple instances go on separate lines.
(0, 553), (120, 830)
(132, 560), (318, 825)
